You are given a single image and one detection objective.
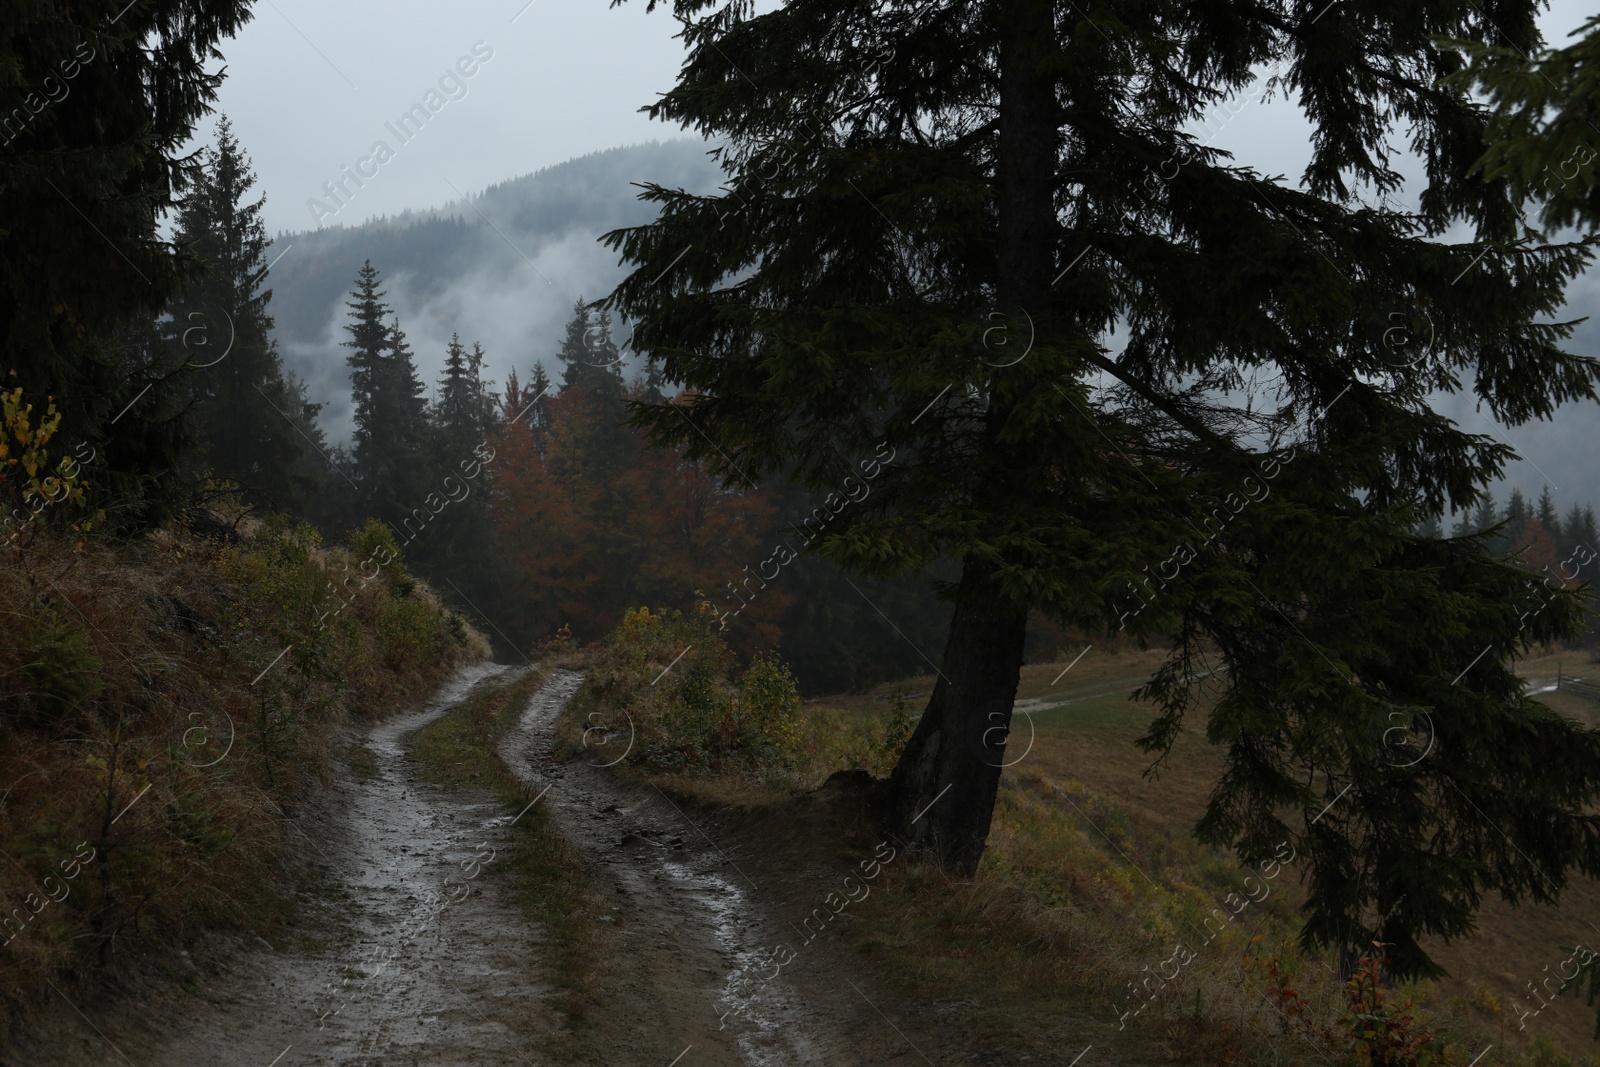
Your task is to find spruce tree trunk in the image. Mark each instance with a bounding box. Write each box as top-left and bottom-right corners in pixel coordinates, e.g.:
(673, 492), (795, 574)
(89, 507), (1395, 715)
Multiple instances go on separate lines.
(875, 0), (1056, 875)
(877, 557), (1030, 874)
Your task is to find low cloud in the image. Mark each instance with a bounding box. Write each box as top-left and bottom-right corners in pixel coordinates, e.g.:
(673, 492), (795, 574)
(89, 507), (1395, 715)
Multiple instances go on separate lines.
(267, 139), (722, 444)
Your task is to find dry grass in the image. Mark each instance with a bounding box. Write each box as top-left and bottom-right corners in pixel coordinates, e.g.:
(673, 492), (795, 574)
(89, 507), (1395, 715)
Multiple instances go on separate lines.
(558, 618), (1600, 1064)
(839, 644), (1600, 1066)
(0, 522), (487, 1038)
(1418, 651), (1600, 1058)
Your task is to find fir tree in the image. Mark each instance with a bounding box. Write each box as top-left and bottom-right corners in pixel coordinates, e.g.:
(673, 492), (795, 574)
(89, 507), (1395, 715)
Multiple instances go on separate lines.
(471, 343), (493, 432)
(1578, 506), (1600, 597)
(435, 333), (488, 460)
(283, 370), (348, 532)
(1505, 489), (1531, 544)
(523, 364), (554, 436)
(1559, 503), (1585, 562)
(342, 262), (432, 532)
(378, 319), (433, 531)
(640, 353), (669, 405)
(171, 118), (308, 511)
(1, 0), (255, 524)
(408, 333), (494, 581)
(1537, 485), (1559, 536)
(604, 0), (1600, 980)
(343, 261), (393, 496)
(556, 299), (624, 400)
(498, 364), (552, 440)
(1468, 495), (1498, 536)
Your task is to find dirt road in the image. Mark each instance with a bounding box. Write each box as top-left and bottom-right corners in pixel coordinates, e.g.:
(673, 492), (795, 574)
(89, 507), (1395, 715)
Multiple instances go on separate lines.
(6, 664), (937, 1067)
(8, 663), (564, 1067)
(498, 669), (927, 1067)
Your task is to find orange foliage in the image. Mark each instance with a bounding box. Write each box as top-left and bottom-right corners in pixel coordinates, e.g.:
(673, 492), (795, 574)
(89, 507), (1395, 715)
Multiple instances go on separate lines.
(486, 378), (787, 647)
(1514, 517), (1566, 585)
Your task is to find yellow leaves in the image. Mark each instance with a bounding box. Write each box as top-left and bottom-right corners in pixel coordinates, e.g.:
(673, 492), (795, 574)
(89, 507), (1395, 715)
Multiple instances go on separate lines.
(2, 380), (91, 541)
(619, 605), (663, 639)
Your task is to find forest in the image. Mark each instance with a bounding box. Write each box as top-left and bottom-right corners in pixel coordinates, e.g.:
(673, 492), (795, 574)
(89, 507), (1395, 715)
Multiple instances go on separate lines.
(6, 1), (1600, 1065)
(151, 128), (959, 693)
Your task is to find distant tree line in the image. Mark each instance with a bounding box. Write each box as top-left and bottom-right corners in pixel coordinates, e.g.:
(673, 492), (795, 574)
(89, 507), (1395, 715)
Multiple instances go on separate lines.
(1420, 489), (1600, 645)
(311, 260), (953, 693)
(103, 122), (946, 694)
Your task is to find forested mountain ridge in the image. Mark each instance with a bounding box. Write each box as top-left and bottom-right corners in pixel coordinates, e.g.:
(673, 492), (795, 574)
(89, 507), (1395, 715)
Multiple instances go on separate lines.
(262, 141), (722, 430)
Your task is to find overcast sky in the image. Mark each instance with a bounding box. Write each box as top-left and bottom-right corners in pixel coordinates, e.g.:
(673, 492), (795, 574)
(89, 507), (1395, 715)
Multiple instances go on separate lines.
(206, 0), (1597, 234)
(201, 0), (698, 236)
(202, 0), (1599, 514)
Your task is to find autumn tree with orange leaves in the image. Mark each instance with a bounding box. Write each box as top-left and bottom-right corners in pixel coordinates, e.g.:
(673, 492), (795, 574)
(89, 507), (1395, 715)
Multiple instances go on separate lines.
(486, 305), (783, 652)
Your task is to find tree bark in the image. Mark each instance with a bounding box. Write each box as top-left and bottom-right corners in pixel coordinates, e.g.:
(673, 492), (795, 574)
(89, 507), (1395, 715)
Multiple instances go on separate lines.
(876, 0), (1049, 870)
(875, 0), (1056, 875)
(876, 556), (1030, 873)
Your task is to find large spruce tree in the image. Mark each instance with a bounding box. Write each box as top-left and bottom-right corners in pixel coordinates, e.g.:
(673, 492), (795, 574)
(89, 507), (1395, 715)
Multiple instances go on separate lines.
(603, 0), (1600, 978)
(170, 118), (308, 510)
(1, 0), (256, 521)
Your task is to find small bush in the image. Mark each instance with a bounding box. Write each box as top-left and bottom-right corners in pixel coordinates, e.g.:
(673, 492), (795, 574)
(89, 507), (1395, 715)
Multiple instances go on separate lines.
(10, 606), (105, 726)
(737, 653), (801, 757)
(859, 695), (916, 777)
(348, 518), (414, 598)
(581, 603), (802, 775)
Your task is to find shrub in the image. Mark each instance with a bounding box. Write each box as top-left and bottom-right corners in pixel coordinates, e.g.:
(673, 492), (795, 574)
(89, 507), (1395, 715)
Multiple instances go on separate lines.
(0, 382), (99, 548)
(1340, 946), (1453, 1067)
(10, 605), (105, 727)
(582, 602), (802, 775)
(542, 623), (576, 656)
(348, 518), (414, 597)
(1246, 942), (1464, 1067)
(737, 653), (801, 757)
(860, 695), (916, 777)
(377, 597), (447, 672)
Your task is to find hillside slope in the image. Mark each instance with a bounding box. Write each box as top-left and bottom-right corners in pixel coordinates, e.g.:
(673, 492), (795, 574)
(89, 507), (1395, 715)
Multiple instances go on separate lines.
(0, 519), (489, 1045)
(264, 140), (724, 435)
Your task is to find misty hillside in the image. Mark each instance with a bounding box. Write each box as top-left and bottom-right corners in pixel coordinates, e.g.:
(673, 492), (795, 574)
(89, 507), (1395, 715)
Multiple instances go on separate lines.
(265, 140), (723, 438)
(259, 139), (1600, 511)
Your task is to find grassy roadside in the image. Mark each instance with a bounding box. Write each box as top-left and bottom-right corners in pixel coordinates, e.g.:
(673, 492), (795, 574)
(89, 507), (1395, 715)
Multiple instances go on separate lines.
(407, 666), (597, 1033)
(842, 649), (1600, 1067)
(569, 605), (1600, 1066)
(0, 519), (488, 1038)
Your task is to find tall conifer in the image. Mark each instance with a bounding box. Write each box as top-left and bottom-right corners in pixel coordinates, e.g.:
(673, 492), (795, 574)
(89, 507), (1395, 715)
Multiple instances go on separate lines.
(343, 260), (392, 499)
(171, 118), (307, 510)
(605, 0), (1600, 979)
(1, 0), (256, 522)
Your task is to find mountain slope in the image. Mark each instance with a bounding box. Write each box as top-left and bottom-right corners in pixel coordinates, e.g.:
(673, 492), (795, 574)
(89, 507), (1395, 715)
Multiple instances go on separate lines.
(264, 139), (723, 438)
